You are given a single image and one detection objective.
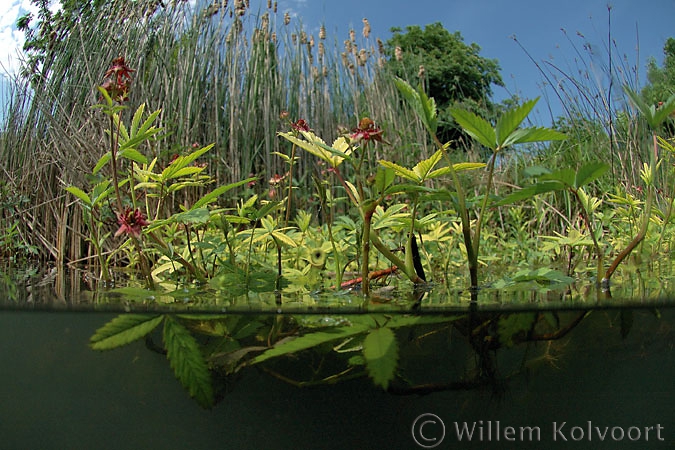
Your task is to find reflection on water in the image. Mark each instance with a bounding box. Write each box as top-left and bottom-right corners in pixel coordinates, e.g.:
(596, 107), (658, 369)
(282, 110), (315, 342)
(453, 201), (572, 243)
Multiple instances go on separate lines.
(2, 263), (675, 313)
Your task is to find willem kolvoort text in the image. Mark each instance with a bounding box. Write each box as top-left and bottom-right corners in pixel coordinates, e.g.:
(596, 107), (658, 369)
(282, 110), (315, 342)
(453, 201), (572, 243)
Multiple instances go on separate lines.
(452, 421), (665, 442)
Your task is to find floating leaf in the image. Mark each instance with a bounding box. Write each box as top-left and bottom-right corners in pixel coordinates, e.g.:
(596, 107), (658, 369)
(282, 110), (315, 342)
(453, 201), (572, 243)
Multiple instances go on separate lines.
(90, 314), (164, 350)
(363, 327), (398, 390)
(163, 316), (214, 409)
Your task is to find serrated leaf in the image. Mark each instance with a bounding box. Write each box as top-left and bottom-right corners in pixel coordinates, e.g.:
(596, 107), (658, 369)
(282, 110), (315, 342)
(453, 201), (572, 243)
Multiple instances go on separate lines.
(129, 103), (146, 137)
(118, 148), (148, 165)
(92, 151), (112, 174)
(379, 160), (419, 182)
(163, 316), (214, 408)
(374, 166), (395, 196)
(427, 162), (486, 179)
(574, 162), (609, 189)
(65, 186), (92, 207)
(363, 327), (398, 390)
(450, 108), (496, 150)
(90, 314), (164, 350)
(496, 98), (539, 145)
(501, 127), (567, 148)
(394, 77), (437, 135)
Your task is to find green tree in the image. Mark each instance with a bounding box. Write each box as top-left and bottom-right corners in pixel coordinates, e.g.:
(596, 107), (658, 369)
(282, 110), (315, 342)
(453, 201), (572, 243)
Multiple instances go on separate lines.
(385, 22), (504, 146)
(641, 37), (675, 105)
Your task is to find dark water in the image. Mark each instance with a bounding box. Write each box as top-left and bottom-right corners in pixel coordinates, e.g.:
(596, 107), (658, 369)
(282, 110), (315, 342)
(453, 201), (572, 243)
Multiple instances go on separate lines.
(0, 307), (673, 450)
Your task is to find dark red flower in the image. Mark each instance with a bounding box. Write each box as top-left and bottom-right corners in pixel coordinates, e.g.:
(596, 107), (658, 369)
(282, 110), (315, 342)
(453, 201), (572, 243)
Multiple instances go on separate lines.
(115, 208), (149, 238)
(351, 117), (383, 143)
(291, 119), (310, 132)
(101, 56), (135, 103)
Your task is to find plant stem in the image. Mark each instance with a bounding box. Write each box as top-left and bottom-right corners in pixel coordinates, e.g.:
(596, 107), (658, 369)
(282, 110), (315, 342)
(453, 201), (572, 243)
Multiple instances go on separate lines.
(431, 134), (478, 288)
(603, 178), (654, 285)
(361, 205), (374, 296)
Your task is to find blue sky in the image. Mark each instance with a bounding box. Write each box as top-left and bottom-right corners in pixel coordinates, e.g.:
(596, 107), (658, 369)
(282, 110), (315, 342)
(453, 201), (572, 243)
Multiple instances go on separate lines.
(1, 0), (673, 125)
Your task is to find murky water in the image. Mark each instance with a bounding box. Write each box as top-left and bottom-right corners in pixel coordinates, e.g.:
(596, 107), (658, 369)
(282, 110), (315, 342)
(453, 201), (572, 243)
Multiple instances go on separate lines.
(0, 265), (673, 448)
(0, 307), (673, 449)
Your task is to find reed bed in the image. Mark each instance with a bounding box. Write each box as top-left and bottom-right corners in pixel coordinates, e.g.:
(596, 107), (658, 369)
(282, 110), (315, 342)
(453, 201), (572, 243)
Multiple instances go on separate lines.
(0, 0), (427, 262)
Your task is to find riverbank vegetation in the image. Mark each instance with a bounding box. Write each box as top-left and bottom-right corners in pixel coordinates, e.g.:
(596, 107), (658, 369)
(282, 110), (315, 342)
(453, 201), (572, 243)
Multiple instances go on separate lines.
(0, 0), (674, 298)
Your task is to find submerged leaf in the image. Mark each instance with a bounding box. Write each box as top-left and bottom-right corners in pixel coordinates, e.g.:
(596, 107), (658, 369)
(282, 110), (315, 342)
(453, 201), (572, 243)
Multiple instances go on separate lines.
(163, 316), (214, 408)
(497, 312), (537, 347)
(249, 323), (371, 364)
(363, 327), (398, 390)
(90, 314), (164, 350)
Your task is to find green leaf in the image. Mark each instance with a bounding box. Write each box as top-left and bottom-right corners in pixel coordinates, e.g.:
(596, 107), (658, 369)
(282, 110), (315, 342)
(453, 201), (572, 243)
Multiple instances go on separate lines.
(624, 86), (675, 129)
(494, 180), (565, 206)
(497, 312), (537, 347)
(496, 98), (538, 146)
(450, 108), (496, 150)
(427, 162), (486, 179)
(65, 186), (92, 207)
(394, 77), (438, 135)
(173, 207), (211, 224)
(379, 160), (418, 182)
(129, 103), (145, 136)
(191, 178), (255, 210)
(374, 166), (395, 196)
(118, 148), (148, 165)
(90, 314), (164, 350)
(541, 168), (576, 187)
(363, 327), (398, 390)
(249, 324), (370, 364)
(501, 127), (567, 148)
(92, 152), (112, 175)
(574, 162), (609, 189)
(163, 316), (214, 408)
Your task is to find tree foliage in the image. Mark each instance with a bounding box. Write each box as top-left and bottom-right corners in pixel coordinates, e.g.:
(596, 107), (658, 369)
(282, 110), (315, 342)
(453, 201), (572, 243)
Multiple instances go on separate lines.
(641, 37), (675, 105)
(385, 22), (504, 145)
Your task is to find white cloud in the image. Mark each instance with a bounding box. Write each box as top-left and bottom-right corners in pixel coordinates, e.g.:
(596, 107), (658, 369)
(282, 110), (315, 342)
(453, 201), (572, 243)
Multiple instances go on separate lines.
(0, 0), (60, 76)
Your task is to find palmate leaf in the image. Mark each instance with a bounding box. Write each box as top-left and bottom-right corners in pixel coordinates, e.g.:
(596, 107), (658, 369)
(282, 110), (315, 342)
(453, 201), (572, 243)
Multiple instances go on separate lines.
(450, 107), (496, 150)
(161, 144), (213, 181)
(379, 160), (418, 182)
(362, 327), (398, 390)
(495, 98), (539, 145)
(90, 314), (164, 350)
(163, 316), (214, 409)
(501, 126), (567, 148)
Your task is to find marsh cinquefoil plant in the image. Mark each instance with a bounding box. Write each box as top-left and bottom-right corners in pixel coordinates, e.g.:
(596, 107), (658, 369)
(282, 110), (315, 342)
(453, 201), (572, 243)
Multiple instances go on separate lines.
(66, 57), (253, 287)
(394, 78), (567, 290)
